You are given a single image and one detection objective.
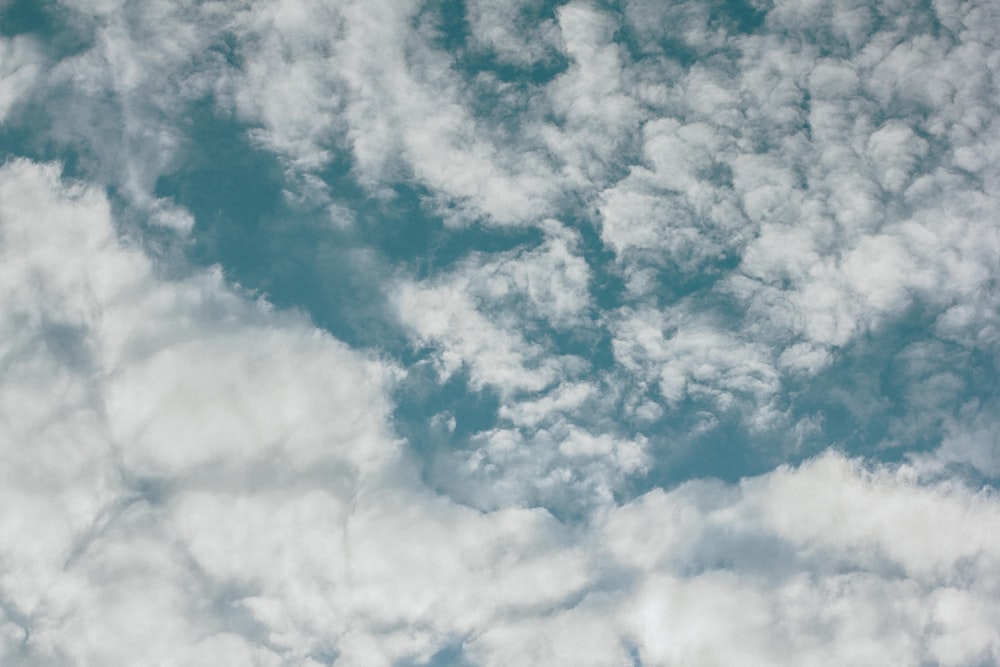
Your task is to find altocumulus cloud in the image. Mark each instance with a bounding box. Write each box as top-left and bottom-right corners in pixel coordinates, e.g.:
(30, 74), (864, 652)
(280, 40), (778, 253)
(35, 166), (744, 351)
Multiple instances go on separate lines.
(2, 0), (1000, 665)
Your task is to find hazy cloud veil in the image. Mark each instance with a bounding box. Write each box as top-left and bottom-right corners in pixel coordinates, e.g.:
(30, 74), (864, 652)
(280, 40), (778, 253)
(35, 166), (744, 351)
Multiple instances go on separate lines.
(2, 0), (1000, 664)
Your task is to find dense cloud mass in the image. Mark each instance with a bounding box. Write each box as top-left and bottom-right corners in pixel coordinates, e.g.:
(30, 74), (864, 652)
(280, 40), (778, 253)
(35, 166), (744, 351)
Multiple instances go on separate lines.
(1, 0), (1000, 664)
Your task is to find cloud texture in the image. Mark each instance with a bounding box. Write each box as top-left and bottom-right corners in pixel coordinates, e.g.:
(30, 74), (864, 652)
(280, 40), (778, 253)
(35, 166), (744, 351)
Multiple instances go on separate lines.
(2, 0), (1000, 664)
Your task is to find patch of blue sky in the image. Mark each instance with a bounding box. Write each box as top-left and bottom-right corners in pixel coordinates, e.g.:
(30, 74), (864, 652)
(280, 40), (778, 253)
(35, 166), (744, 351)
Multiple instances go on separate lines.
(365, 186), (546, 281)
(811, 318), (1000, 464)
(1, 1), (51, 42)
(0, 122), (82, 181)
(644, 325), (999, 492)
(397, 637), (474, 667)
(1, 0), (80, 49)
(394, 365), (502, 452)
(154, 109), (552, 352)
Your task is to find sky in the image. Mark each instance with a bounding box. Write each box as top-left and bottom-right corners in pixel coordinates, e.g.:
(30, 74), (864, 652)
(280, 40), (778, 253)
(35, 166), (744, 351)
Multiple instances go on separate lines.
(1, 0), (1000, 664)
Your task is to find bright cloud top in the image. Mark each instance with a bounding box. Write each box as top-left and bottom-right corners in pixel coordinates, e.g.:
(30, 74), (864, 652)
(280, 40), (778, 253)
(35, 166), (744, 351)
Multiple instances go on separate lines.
(1, 0), (1000, 665)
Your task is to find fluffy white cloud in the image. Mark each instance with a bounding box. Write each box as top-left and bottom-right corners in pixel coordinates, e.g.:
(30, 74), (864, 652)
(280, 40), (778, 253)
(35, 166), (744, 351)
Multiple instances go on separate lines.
(0, 158), (604, 665)
(222, 0), (566, 226)
(0, 158), (393, 664)
(464, 0), (562, 66)
(587, 0), (1000, 445)
(612, 304), (782, 428)
(4, 0), (1000, 664)
(393, 222), (655, 510)
(542, 3), (644, 183)
(598, 119), (749, 279)
(4, 157), (998, 666)
(395, 221), (592, 396)
(438, 451), (1000, 666)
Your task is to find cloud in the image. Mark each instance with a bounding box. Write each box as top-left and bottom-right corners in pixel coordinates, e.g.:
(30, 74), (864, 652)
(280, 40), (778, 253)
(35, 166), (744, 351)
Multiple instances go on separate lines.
(454, 451), (1000, 666)
(543, 3), (644, 182)
(586, 0), (1000, 448)
(221, 0), (566, 226)
(611, 304), (782, 429)
(464, 0), (562, 67)
(1, 161), (998, 666)
(0, 158), (602, 665)
(3, 0), (1000, 664)
(0, 158), (393, 664)
(394, 221), (592, 396)
(0, 0), (232, 245)
(4, 156), (998, 666)
(392, 222), (655, 511)
(0, 35), (43, 124)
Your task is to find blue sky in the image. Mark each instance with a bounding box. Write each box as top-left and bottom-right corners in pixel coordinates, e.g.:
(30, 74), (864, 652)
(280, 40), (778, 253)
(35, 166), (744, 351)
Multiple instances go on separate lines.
(2, 0), (1000, 665)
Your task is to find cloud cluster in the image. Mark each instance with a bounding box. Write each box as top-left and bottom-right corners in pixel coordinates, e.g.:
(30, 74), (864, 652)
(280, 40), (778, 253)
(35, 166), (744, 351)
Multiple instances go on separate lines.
(2, 0), (1000, 664)
(393, 221), (655, 511)
(4, 157), (1000, 666)
(0, 158), (394, 663)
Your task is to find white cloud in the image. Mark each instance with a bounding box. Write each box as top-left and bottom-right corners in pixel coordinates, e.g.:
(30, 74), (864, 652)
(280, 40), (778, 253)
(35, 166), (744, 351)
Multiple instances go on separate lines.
(2, 156), (999, 663)
(602, 452), (1000, 666)
(464, 0), (562, 66)
(445, 451), (1000, 666)
(393, 223), (656, 511)
(612, 305), (781, 421)
(866, 121), (928, 193)
(4, 0), (1000, 664)
(212, 0), (647, 227)
(590, 0), (1000, 434)
(543, 3), (644, 184)
(394, 221), (592, 396)
(227, 0), (346, 172)
(910, 398), (1000, 479)
(0, 0), (235, 244)
(436, 421), (650, 512)
(395, 278), (569, 395)
(497, 380), (596, 428)
(224, 0), (565, 226)
(596, 119), (751, 297)
(0, 157), (617, 666)
(146, 197), (195, 233)
(0, 158), (396, 663)
(0, 35), (43, 124)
